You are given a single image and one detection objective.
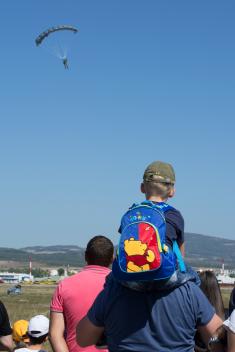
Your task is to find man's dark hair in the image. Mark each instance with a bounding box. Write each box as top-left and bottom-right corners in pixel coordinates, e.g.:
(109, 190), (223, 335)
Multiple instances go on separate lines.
(85, 236), (114, 267)
(28, 333), (48, 345)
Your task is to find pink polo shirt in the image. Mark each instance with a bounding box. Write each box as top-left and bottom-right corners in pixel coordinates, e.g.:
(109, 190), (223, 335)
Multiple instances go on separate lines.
(50, 265), (110, 352)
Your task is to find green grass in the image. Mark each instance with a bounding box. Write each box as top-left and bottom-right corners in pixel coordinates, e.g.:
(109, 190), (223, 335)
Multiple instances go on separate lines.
(0, 284), (55, 322)
(221, 287), (233, 311)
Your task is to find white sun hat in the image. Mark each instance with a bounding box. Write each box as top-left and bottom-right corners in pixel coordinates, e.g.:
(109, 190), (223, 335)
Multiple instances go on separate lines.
(223, 309), (235, 334)
(28, 315), (49, 338)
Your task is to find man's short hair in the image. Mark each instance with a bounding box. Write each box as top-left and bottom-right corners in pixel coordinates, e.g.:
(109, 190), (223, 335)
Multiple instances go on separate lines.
(85, 236), (114, 267)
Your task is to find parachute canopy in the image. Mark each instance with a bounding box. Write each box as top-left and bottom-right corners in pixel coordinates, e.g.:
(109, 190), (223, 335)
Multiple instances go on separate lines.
(35, 25), (78, 46)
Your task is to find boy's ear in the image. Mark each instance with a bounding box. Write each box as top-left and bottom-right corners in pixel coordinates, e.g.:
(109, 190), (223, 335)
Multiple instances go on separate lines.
(140, 182), (145, 194)
(168, 186), (175, 198)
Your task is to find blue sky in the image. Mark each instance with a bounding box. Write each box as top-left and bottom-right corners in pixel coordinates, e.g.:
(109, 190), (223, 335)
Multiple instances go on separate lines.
(0, 0), (235, 248)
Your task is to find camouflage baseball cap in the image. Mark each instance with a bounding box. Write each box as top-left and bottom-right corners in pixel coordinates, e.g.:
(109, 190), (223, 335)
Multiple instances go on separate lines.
(143, 161), (175, 184)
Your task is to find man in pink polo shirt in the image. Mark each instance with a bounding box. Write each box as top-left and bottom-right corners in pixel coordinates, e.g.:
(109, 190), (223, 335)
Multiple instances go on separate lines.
(49, 236), (114, 352)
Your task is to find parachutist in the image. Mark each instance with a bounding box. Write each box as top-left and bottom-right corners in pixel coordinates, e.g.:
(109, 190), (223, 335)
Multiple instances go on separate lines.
(35, 25), (78, 69)
(63, 57), (69, 69)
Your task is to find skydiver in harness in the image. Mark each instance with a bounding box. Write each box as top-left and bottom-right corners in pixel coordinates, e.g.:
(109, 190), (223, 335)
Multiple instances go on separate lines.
(62, 57), (69, 69)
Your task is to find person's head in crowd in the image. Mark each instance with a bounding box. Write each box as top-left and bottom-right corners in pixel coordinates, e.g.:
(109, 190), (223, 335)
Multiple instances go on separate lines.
(141, 161), (176, 201)
(229, 287), (235, 315)
(199, 270), (225, 321)
(12, 320), (29, 348)
(27, 315), (49, 347)
(195, 270), (226, 352)
(85, 236), (114, 267)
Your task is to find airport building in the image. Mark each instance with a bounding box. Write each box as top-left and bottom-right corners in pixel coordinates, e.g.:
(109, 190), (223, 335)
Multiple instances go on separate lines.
(0, 272), (33, 283)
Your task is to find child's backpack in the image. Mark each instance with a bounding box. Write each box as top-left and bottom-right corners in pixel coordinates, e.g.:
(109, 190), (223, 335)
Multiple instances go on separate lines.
(112, 201), (186, 281)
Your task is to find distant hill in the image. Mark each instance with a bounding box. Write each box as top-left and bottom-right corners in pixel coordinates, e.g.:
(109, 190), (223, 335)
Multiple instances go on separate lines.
(185, 233), (235, 268)
(0, 233), (234, 269)
(0, 245), (85, 268)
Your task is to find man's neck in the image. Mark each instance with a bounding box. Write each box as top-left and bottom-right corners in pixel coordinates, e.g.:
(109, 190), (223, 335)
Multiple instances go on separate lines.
(147, 196), (168, 203)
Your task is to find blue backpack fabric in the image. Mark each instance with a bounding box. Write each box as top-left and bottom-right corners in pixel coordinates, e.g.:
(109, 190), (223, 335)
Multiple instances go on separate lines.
(112, 201), (185, 281)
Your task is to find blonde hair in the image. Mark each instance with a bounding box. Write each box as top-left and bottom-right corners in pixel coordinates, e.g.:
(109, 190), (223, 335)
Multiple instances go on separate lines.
(143, 181), (174, 199)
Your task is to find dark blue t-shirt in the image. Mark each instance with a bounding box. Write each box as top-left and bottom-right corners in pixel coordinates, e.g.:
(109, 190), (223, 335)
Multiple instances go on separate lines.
(163, 205), (184, 248)
(88, 280), (214, 352)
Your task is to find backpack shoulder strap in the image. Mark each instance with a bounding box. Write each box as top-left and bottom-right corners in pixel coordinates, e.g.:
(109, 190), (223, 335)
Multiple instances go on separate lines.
(144, 202), (186, 272)
(172, 241), (186, 272)
(141, 201), (174, 213)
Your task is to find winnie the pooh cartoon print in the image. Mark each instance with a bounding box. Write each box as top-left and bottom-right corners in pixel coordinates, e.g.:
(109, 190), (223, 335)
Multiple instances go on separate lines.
(124, 223), (161, 272)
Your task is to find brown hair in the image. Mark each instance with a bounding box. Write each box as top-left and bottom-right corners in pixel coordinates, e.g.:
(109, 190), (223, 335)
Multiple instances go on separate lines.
(195, 271), (226, 351)
(85, 235), (114, 267)
(199, 271), (225, 320)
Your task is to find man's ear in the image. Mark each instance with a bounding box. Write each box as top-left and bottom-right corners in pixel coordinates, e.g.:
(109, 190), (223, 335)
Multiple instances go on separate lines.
(140, 182), (145, 194)
(168, 186), (175, 198)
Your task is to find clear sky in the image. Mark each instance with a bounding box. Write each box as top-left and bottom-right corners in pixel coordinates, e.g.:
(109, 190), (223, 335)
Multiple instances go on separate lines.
(0, 0), (235, 248)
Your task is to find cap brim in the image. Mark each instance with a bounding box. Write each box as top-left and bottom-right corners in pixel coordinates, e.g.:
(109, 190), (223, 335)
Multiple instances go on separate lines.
(28, 330), (48, 338)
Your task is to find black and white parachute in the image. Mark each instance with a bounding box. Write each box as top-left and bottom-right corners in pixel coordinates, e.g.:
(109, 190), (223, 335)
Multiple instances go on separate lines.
(35, 25), (78, 46)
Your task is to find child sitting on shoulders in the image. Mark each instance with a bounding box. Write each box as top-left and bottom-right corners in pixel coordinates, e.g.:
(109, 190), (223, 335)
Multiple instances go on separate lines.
(112, 160), (199, 291)
(141, 160), (185, 255)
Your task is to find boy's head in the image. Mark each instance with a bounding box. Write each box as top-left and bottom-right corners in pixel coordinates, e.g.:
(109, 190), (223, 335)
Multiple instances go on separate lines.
(141, 161), (175, 201)
(27, 315), (49, 345)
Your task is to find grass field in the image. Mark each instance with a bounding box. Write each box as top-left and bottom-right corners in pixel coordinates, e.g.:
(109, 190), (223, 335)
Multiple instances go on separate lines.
(0, 284), (55, 322)
(221, 286), (233, 311)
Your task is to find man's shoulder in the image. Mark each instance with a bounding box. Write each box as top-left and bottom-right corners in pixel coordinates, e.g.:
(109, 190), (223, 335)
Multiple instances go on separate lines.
(175, 280), (200, 293)
(58, 266), (110, 287)
(56, 272), (82, 289)
(172, 281), (209, 307)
